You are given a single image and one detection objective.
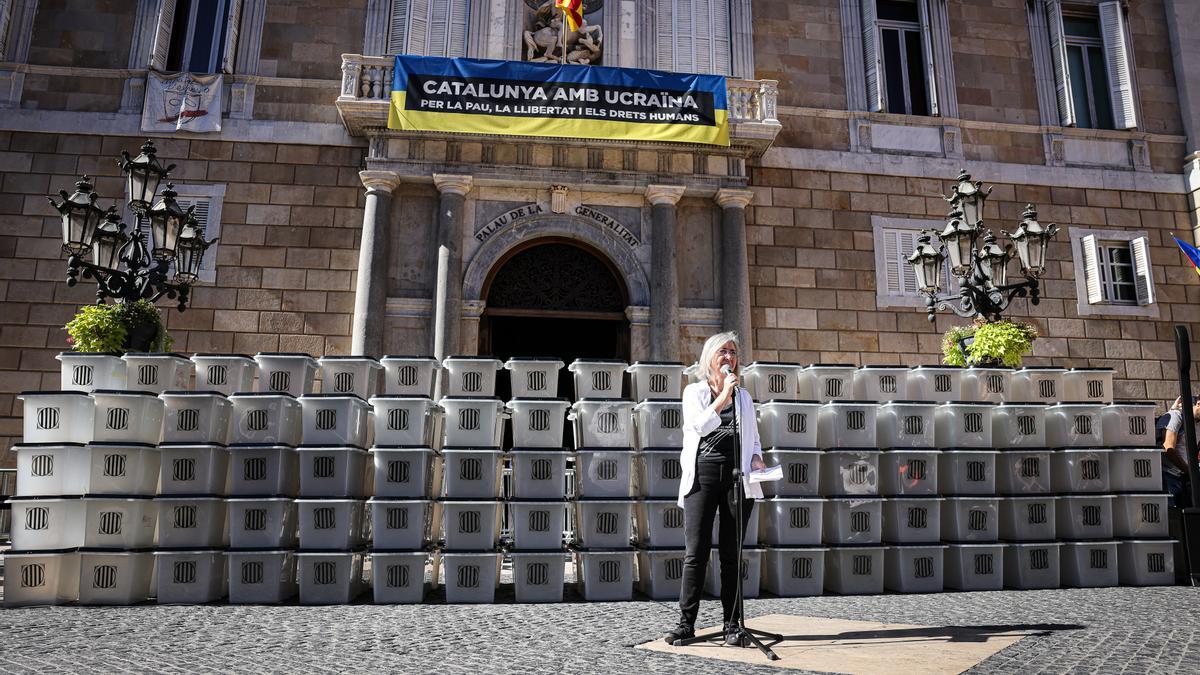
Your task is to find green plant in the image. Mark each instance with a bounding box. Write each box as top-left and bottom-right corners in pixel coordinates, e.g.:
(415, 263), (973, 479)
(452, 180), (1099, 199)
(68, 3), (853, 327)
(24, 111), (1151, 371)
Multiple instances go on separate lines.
(942, 320), (1038, 368)
(65, 299), (173, 353)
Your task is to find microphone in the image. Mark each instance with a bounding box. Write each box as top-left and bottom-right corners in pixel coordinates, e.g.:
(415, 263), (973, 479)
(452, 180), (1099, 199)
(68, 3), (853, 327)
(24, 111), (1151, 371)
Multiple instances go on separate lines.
(721, 364), (737, 392)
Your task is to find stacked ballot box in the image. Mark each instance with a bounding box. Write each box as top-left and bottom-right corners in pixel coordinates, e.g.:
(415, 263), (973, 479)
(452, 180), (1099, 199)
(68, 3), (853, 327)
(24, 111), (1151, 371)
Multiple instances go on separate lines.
(5, 355), (1179, 607)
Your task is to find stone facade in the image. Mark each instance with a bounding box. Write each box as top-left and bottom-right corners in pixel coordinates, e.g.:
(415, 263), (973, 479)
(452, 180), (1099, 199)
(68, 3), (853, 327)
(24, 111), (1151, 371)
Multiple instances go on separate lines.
(1, 0), (1199, 461)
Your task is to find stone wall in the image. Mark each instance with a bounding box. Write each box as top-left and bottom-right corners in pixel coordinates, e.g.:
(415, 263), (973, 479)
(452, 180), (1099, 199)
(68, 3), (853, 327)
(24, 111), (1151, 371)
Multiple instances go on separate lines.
(744, 161), (1199, 404)
(0, 131), (366, 458)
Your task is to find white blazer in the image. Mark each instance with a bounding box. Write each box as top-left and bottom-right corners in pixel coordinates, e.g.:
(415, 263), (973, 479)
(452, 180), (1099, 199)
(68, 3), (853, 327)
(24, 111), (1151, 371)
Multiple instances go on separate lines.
(677, 380), (765, 507)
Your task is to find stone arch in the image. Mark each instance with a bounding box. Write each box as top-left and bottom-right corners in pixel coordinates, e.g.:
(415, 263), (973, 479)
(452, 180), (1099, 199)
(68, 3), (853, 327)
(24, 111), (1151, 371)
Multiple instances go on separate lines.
(463, 213), (650, 306)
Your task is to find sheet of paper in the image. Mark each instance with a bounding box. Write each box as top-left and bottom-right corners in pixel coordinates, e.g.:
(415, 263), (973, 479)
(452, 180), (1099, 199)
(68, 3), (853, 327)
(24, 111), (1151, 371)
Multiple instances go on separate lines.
(748, 465), (783, 483)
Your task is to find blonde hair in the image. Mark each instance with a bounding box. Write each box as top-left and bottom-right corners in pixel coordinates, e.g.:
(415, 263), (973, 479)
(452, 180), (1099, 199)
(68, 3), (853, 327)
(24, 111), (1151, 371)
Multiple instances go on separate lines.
(696, 331), (741, 382)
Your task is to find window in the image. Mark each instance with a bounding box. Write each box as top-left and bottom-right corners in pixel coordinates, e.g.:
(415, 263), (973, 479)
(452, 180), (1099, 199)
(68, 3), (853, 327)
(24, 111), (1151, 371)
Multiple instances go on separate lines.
(873, 216), (958, 308)
(1062, 14), (1113, 129)
(151, 0), (243, 74)
(843, 0), (955, 117)
(387, 0), (469, 57)
(1041, 0), (1137, 129)
(1070, 228), (1156, 316)
(875, 0), (929, 115)
(654, 0), (731, 75)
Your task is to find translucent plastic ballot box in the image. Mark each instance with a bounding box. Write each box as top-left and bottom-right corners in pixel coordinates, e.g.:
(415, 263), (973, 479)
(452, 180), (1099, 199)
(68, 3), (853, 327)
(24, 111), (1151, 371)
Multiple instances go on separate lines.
(884, 544), (947, 593)
(626, 362), (685, 402)
(191, 353), (256, 395)
(317, 356), (383, 399)
(254, 352), (318, 397)
(567, 359), (628, 399)
(504, 358), (565, 398)
(442, 357), (504, 397)
(121, 353), (191, 393)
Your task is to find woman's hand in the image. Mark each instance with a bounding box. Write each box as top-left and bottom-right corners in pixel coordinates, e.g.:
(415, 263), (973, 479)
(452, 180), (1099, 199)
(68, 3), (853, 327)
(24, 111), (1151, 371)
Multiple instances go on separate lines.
(712, 371), (738, 410)
(750, 455), (765, 472)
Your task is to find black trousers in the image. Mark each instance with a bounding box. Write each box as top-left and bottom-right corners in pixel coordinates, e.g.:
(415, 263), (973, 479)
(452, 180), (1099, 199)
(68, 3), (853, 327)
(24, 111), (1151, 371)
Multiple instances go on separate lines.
(678, 460), (753, 628)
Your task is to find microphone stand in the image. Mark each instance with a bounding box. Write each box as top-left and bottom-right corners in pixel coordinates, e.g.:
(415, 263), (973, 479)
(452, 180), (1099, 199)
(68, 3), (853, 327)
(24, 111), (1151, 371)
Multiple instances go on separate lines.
(676, 381), (782, 661)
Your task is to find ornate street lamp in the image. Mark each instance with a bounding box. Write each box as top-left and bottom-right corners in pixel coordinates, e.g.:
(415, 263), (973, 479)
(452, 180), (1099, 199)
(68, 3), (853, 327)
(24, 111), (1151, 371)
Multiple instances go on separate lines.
(119, 140), (173, 211)
(907, 232), (945, 294)
(91, 209), (127, 269)
(48, 176), (107, 256)
(908, 172), (1058, 323)
(49, 140), (215, 311)
(146, 183), (191, 260)
(1004, 204), (1059, 278)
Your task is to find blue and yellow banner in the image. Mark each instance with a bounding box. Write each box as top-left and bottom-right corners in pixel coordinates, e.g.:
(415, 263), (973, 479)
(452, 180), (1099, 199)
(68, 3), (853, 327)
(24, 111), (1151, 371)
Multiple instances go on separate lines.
(388, 56), (729, 146)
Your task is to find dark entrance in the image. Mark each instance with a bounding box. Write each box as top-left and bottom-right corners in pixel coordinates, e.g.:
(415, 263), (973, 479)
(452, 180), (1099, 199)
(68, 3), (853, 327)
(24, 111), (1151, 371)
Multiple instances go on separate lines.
(480, 238), (630, 400)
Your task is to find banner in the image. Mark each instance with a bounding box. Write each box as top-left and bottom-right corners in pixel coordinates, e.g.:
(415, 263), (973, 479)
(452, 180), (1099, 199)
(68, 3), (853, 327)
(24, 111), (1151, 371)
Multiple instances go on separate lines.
(388, 56), (729, 146)
(141, 71), (223, 133)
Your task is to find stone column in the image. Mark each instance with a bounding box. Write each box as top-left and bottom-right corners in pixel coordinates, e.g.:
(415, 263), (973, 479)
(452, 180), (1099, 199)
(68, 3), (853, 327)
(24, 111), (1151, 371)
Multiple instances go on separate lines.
(351, 170), (401, 356)
(645, 185), (686, 362)
(431, 174), (474, 364)
(715, 188), (755, 361)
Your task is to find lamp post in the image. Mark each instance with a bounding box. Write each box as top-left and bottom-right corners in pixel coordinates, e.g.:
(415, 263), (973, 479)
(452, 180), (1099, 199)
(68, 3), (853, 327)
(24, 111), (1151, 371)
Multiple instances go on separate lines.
(908, 171), (1059, 323)
(46, 140), (216, 312)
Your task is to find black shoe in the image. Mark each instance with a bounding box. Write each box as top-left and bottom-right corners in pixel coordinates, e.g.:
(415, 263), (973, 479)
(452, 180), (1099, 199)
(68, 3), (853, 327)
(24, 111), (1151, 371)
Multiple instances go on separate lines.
(724, 623), (742, 647)
(664, 623), (694, 645)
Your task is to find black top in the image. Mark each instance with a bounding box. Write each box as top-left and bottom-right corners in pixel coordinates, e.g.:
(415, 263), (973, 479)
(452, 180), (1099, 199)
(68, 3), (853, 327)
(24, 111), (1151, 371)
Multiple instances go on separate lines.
(698, 399), (737, 467)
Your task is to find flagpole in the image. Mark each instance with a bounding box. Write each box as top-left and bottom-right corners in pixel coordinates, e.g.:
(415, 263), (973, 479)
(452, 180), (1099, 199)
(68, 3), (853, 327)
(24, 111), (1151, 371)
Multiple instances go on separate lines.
(561, 7), (567, 65)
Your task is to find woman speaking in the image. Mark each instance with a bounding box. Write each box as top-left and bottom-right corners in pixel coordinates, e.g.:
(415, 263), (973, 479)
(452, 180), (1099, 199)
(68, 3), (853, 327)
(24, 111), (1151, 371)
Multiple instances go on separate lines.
(664, 331), (765, 646)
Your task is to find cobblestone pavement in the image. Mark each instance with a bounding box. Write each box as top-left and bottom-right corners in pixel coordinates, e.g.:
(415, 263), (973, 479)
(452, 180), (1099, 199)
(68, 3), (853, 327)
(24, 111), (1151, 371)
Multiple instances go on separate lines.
(1, 583), (1198, 673)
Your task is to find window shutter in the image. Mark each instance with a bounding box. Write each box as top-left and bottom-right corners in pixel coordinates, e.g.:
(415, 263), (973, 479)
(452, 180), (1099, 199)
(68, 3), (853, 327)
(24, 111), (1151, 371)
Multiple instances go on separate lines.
(0, 0), (12, 59)
(387, 0), (408, 54)
(917, 0), (939, 117)
(428, 0), (448, 57)
(884, 230), (903, 294)
(1099, 0), (1137, 129)
(655, 0), (675, 71)
(676, 0), (696, 73)
(446, 0), (468, 58)
(861, 0), (884, 112)
(408, 0), (430, 55)
(150, 0), (178, 70)
(712, 0), (731, 76)
(693, 0), (712, 74)
(221, 0), (243, 73)
(1130, 236), (1155, 306)
(1081, 234), (1103, 304)
(1044, 0), (1075, 127)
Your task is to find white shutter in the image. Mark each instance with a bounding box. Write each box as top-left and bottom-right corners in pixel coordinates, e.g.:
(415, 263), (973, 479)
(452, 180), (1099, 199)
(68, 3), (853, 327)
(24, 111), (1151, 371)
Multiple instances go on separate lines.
(1081, 234), (1103, 304)
(1099, 0), (1137, 129)
(1130, 236), (1155, 306)
(428, 0), (448, 56)
(655, 0), (674, 70)
(884, 230), (903, 294)
(387, 0), (408, 54)
(0, 0), (12, 59)
(917, 0), (939, 116)
(677, 0), (695, 72)
(1044, 0), (1075, 126)
(861, 0), (884, 112)
(150, 0), (178, 70)
(712, 0), (731, 76)
(693, 0), (712, 74)
(408, 0), (430, 55)
(221, 0), (243, 73)
(446, 0), (468, 58)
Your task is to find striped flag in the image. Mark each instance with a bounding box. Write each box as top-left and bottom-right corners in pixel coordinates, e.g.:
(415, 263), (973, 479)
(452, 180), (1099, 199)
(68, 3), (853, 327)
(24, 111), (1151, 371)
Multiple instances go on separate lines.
(1173, 234), (1200, 279)
(556, 0), (583, 32)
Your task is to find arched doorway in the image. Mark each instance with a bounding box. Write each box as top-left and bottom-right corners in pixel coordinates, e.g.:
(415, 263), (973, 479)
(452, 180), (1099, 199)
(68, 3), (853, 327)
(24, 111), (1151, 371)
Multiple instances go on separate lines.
(480, 239), (631, 377)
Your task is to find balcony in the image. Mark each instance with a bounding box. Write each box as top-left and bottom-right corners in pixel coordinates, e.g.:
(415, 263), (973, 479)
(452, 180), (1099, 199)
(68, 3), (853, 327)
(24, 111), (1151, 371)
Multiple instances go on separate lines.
(336, 54), (781, 155)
